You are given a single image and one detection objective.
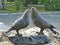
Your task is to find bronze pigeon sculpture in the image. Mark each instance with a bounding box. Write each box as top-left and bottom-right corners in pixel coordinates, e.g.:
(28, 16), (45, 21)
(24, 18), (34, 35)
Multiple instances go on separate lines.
(31, 7), (57, 35)
(3, 9), (30, 36)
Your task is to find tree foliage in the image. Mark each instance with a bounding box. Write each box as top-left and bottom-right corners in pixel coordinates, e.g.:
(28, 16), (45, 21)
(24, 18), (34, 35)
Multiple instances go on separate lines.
(15, 0), (22, 10)
(23, 0), (38, 7)
(1, 0), (60, 11)
(45, 0), (60, 11)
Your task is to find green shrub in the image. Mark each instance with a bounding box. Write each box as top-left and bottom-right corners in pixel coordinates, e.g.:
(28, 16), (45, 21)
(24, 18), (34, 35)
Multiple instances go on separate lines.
(45, 0), (60, 11)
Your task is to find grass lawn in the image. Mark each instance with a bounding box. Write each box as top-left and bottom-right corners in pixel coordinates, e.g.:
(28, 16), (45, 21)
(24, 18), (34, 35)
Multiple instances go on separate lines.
(0, 2), (45, 13)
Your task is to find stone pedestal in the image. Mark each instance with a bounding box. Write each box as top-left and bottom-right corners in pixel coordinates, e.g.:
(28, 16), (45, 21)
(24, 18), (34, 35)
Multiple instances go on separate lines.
(9, 34), (51, 45)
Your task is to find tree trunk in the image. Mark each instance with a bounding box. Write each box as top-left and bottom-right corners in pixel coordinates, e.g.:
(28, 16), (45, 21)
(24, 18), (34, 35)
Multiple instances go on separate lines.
(2, 0), (7, 10)
(0, 0), (3, 9)
(4, 0), (7, 8)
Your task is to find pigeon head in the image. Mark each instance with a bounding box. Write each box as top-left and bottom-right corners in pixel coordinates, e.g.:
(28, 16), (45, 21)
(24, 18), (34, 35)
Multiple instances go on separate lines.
(23, 9), (30, 18)
(31, 7), (40, 20)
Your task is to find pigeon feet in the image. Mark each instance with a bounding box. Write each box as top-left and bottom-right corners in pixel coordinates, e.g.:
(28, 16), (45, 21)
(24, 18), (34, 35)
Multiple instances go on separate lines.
(15, 34), (22, 37)
(36, 32), (44, 35)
